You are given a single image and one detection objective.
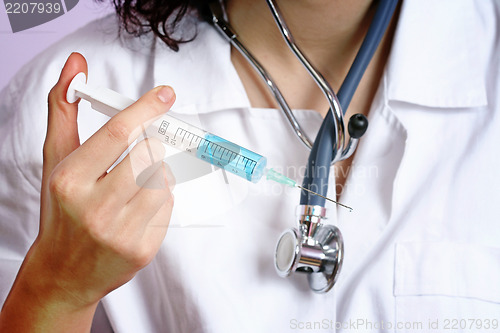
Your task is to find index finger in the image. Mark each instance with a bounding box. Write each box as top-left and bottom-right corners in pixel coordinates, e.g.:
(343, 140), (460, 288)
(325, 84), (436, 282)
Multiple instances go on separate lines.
(65, 85), (175, 181)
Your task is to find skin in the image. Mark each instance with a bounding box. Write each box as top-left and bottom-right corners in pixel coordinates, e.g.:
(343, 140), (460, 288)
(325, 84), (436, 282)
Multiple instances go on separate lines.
(0, 0), (398, 330)
(227, 0), (399, 194)
(0, 53), (176, 331)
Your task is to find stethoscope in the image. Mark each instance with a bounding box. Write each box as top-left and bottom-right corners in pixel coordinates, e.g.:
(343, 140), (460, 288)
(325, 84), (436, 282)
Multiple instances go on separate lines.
(210, 0), (399, 292)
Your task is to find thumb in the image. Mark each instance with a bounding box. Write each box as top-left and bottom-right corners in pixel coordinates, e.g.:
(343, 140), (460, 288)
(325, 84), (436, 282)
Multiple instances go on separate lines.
(43, 52), (88, 182)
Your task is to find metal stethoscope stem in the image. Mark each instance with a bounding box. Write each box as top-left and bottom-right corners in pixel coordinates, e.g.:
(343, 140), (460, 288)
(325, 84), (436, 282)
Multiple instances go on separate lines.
(210, 1), (352, 161)
(209, 0), (399, 293)
(265, 0), (353, 163)
(209, 3), (313, 150)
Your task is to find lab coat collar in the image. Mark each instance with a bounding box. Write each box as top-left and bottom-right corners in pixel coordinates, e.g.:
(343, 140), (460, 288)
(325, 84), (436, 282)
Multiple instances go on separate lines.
(153, 20), (251, 115)
(385, 0), (489, 108)
(154, 0), (491, 115)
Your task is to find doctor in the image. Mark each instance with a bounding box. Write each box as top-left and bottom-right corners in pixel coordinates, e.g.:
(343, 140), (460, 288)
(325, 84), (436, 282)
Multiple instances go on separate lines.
(1, 0), (500, 332)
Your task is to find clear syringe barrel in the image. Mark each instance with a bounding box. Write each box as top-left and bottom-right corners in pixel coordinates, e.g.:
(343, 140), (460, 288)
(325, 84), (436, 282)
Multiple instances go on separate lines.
(67, 73), (267, 183)
(144, 118), (267, 182)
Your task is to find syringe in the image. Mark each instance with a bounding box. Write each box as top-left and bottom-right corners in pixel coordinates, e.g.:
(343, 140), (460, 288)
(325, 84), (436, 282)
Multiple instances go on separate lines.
(67, 73), (352, 211)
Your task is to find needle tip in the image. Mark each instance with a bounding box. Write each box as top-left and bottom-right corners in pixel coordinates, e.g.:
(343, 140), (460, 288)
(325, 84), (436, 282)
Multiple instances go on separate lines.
(296, 185), (353, 212)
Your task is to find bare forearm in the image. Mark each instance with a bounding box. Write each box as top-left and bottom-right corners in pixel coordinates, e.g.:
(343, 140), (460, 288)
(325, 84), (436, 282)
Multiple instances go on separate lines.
(0, 53), (175, 332)
(0, 251), (98, 332)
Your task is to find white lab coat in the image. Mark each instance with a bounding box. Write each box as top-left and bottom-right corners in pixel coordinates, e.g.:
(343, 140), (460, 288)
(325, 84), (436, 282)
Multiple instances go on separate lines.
(1, 1), (499, 332)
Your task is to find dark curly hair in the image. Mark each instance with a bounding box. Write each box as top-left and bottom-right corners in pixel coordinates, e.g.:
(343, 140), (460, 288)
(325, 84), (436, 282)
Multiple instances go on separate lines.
(97, 0), (212, 51)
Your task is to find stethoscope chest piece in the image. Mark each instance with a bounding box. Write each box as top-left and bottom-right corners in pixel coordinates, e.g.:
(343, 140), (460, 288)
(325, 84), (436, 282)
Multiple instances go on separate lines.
(211, 0), (398, 293)
(274, 205), (343, 293)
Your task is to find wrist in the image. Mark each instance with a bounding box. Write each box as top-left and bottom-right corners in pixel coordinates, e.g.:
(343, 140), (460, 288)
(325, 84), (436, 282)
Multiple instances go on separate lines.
(0, 243), (99, 332)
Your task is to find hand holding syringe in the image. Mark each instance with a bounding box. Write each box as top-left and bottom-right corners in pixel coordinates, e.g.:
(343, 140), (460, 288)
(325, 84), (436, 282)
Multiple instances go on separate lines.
(67, 73), (351, 211)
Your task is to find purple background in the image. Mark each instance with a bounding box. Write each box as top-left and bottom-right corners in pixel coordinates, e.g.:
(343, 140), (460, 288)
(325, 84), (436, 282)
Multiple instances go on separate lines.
(0, 1), (114, 91)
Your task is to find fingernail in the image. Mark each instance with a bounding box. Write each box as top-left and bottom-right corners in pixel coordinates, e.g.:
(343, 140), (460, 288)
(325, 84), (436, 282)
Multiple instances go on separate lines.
(157, 86), (174, 103)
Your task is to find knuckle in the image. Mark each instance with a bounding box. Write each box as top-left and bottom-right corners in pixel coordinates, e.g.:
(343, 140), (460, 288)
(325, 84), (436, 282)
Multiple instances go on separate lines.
(48, 167), (79, 202)
(130, 142), (166, 186)
(47, 86), (57, 106)
(47, 85), (67, 111)
(132, 245), (155, 268)
(135, 139), (164, 163)
(104, 119), (131, 143)
(114, 242), (153, 269)
(131, 161), (155, 189)
(131, 141), (156, 168)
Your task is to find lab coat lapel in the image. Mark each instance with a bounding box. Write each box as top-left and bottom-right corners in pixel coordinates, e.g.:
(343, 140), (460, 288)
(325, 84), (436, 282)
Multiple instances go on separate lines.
(331, 0), (492, 286)
(334, 90), (408, 284)
(382, 0), (491, 227)
(386, 0), (489, 108)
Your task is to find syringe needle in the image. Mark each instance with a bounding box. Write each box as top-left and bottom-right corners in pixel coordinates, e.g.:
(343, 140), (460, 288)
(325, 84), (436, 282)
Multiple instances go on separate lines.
(265, 168), (353, 212)
(295, 185), (353, 212)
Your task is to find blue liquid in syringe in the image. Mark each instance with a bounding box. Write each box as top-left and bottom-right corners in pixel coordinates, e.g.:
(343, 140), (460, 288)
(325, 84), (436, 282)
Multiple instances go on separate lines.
(66, 73), (267, 184)
(198, 134), (267, 183)
(147, 118), (267, 183)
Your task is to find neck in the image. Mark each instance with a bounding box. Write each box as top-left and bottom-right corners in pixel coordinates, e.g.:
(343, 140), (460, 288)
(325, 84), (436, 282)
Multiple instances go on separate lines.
(225, 0), (399, 193)
(227, 0), (377, 89)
